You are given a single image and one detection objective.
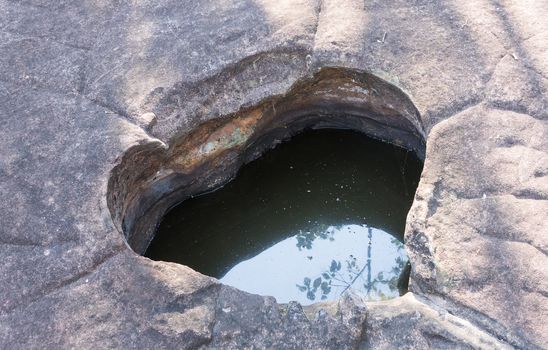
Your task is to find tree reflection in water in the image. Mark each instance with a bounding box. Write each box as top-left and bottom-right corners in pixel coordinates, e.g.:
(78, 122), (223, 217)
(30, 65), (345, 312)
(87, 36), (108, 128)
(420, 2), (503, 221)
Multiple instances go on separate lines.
(148, 130), (421, 304)
(296, 225), (408, 301)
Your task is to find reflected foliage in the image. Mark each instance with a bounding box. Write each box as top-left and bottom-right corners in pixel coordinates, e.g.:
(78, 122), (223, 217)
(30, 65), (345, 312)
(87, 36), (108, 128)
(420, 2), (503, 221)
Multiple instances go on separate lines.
(295, 225), (337, 250)
(297, 230), (408, 301)
(296, 259), (341, 300)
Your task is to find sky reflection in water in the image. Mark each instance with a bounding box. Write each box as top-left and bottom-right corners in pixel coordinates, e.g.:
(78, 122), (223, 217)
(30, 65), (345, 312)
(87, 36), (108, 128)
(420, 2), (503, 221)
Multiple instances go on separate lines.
(221, 224), (407, 304)
(146, 129), (422, 304)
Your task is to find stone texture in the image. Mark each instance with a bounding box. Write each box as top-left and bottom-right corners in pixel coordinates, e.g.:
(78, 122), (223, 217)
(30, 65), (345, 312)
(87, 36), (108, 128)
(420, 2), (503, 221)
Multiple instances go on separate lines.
(1, 0), (547, 349)
(406, 105), (548, 348)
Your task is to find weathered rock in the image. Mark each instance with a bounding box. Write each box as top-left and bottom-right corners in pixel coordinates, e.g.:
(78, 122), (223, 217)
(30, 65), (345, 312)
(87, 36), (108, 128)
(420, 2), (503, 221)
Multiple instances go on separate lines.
(363, 293), (513, 349)
(406, 105), (548, 348)
(1, 0), (546, 349)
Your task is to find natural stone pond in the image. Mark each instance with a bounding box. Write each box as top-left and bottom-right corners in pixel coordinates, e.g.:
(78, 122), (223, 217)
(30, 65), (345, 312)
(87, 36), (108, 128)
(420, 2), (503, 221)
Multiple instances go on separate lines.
(145, 129), (423, 304)
(6, 1), (546, 346)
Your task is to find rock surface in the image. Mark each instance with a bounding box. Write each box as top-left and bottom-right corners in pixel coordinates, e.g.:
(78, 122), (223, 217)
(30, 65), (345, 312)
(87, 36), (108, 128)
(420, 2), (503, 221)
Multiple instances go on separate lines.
(1, 0), (546, 349)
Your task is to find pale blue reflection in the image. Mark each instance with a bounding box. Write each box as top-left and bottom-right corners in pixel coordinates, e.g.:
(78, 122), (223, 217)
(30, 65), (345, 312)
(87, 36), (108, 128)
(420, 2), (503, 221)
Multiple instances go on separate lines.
(220, 224), (407, 305)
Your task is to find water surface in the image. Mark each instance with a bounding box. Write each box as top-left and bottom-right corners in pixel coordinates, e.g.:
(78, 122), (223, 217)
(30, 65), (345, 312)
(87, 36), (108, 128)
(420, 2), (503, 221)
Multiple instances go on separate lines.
(146, 129), (422, 304)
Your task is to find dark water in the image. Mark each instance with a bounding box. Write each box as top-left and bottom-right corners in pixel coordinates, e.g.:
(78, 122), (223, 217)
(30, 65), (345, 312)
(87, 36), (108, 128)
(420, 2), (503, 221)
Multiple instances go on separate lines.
(146, 129), (422, 304)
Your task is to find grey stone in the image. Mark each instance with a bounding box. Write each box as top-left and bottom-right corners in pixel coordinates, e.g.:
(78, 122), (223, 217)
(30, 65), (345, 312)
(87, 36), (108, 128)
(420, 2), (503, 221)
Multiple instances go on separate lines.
(1, 0), (546, 349)
(406, 105), (548, 349)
